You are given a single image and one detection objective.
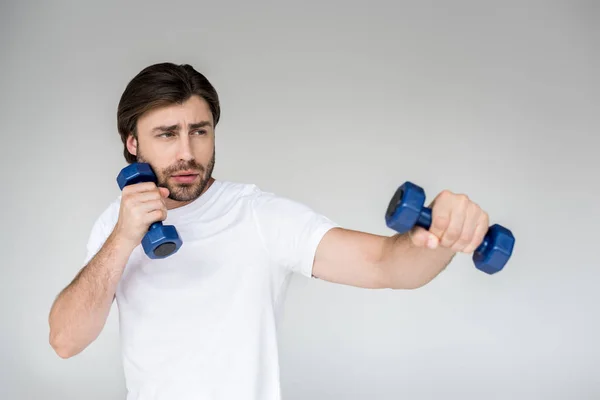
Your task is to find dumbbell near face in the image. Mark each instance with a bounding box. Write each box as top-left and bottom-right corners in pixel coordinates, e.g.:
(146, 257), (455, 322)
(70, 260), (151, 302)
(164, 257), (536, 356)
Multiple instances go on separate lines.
(116, 163), (183, 259)
(385, 182), (515, 274)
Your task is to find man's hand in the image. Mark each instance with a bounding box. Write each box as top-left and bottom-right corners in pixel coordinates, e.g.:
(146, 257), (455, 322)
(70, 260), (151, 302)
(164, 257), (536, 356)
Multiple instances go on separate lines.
(113, 182), (170, 250)
(407, 190), (489, 254)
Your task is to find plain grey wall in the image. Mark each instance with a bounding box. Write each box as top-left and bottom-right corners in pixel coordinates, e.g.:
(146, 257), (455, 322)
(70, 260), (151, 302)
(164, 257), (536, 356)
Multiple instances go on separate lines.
(1, 0), (598, 399)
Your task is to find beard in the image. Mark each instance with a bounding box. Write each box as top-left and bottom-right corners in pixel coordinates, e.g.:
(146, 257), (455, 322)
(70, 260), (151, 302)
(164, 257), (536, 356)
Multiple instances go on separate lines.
(137, 148), (215, 202)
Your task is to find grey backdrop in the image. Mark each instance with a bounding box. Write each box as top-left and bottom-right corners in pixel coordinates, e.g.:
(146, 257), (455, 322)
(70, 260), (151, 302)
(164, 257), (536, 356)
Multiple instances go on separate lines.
(1, 0), (598, 399)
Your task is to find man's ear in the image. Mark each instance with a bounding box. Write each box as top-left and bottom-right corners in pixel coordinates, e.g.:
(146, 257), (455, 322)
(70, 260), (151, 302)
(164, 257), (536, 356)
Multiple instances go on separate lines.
(126, 134), (138, 156)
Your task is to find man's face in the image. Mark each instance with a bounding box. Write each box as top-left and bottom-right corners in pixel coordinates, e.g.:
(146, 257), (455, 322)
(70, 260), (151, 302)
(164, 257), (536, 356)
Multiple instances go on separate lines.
(126, 95), (216, 206)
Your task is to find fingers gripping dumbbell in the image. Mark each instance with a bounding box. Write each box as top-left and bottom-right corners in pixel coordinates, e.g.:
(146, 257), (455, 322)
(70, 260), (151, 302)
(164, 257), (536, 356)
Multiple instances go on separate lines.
(116, 163), (183, 259)
(385, 182), (515, 274)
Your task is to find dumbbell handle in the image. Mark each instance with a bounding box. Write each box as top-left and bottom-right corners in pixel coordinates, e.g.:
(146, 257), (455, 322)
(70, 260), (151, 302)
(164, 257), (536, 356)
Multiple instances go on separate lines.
(149, 221), (164, 231)
(414, 205), (490, 256)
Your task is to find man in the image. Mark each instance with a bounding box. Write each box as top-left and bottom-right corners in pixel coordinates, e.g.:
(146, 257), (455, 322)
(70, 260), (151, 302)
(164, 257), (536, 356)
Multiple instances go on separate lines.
(48, 62), (490, 399)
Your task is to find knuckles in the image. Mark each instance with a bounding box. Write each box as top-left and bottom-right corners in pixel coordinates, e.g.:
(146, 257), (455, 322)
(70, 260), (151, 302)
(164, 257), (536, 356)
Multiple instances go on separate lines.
(443, 227), (461, 241)
(431, 215), (450, 231)
(435, 190), (481, 212)
(459, 231), (473, 244)
(458, 193), (470, 207)
(482, 211), (490, 225)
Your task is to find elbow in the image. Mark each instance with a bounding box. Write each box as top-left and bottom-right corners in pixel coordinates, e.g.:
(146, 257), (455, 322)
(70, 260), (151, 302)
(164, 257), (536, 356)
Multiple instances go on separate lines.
(49, 329), (80, 359)
(49, 334), (69, 359)
(50, 338), (79, 359)
(53, 346), (75, 359)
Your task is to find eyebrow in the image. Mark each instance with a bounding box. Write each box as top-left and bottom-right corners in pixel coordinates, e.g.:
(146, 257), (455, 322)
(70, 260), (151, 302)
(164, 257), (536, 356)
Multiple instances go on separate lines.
(151, 121), (212, 133)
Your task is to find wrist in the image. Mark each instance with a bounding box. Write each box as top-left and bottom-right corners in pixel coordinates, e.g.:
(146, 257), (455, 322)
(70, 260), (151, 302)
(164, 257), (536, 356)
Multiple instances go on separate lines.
(107, 228), (139, 256)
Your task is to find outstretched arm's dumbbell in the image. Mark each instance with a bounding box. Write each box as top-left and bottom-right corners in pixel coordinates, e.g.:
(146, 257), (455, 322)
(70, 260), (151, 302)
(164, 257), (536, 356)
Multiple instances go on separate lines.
(385, 181), (515, 274)
(116, 163), (183, 259)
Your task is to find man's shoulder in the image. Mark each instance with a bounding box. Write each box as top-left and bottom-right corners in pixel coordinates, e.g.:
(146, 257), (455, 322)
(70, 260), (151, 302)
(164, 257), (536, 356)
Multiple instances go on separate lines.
(218, 180), (321, 218)
(82, 196), (121, 261)
(212, 180), (303, 218)
(215, 180), (272, 202)
(91, 196), (122, 231)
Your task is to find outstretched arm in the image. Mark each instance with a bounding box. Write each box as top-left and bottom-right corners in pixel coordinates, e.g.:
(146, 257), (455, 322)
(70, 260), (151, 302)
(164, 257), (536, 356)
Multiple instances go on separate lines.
(312, 190), (489, 289)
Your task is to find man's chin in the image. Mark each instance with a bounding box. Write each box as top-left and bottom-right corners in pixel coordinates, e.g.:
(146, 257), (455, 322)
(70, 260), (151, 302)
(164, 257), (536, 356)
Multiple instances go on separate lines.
(165, 181), (209, 202)
(168, 194), (200, 202)
(168, 188), (199, 202)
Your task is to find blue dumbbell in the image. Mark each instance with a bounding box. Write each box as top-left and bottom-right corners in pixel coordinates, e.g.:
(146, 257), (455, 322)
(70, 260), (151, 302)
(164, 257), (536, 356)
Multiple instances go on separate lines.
(116, 163), (182, 259)
(385, 182), (515, 274)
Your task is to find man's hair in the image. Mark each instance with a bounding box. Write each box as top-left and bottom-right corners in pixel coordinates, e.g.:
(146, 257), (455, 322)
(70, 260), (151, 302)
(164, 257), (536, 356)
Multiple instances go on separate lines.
(117, 62), (221, 163)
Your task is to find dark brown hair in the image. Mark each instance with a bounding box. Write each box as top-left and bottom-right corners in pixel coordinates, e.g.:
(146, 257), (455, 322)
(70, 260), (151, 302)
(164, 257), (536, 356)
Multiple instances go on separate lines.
(117, 62), (221, 163)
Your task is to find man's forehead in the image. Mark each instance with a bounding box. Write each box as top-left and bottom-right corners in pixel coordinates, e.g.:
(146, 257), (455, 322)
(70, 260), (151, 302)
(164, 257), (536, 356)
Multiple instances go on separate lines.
(138, 101), (213, 129)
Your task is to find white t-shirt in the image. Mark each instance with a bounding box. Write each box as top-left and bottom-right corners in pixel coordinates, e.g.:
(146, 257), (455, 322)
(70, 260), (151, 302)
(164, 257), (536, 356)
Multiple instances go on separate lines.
(83, 180), (339, 400)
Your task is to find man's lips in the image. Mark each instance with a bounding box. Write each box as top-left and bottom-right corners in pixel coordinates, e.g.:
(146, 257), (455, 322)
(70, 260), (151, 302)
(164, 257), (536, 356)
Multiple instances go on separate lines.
(172, 170), (200, 176)
(171, 171), (200, 183)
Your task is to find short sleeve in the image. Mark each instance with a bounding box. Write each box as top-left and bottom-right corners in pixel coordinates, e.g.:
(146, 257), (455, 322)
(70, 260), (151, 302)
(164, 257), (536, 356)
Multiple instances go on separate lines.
(251, 190), (339, 278)
(82, 200), (120, 265)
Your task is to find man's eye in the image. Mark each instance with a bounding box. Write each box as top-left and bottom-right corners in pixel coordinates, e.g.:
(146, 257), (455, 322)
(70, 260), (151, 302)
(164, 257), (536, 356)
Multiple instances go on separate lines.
(159, 132), (174, 138)
(193, 130), (207, 135)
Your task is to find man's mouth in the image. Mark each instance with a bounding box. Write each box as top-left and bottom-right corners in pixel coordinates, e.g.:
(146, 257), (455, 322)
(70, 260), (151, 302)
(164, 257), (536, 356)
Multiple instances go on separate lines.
(171, 171), (200, 183)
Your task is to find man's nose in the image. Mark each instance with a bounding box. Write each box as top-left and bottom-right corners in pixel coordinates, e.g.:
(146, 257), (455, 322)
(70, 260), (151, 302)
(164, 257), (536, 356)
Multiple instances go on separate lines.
(176, 136), (193, 161)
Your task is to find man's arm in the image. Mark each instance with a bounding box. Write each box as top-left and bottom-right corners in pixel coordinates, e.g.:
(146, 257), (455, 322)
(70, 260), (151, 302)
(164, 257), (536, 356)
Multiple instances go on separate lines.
(312, 190), (489, 290)
(311, 228), (455, 289)
(48, 181), (170, 358)
(48, 229), (135, 358)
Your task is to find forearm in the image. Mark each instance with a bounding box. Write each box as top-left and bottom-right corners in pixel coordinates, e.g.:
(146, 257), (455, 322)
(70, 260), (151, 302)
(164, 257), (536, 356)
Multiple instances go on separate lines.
(381, 233), (456, 289)
(48, 230), (134, 358)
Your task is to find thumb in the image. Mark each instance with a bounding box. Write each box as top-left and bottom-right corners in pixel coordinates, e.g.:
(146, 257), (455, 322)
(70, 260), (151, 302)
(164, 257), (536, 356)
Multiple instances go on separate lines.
(409, 227), (439, 249)
(158, 187), (170, 198)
